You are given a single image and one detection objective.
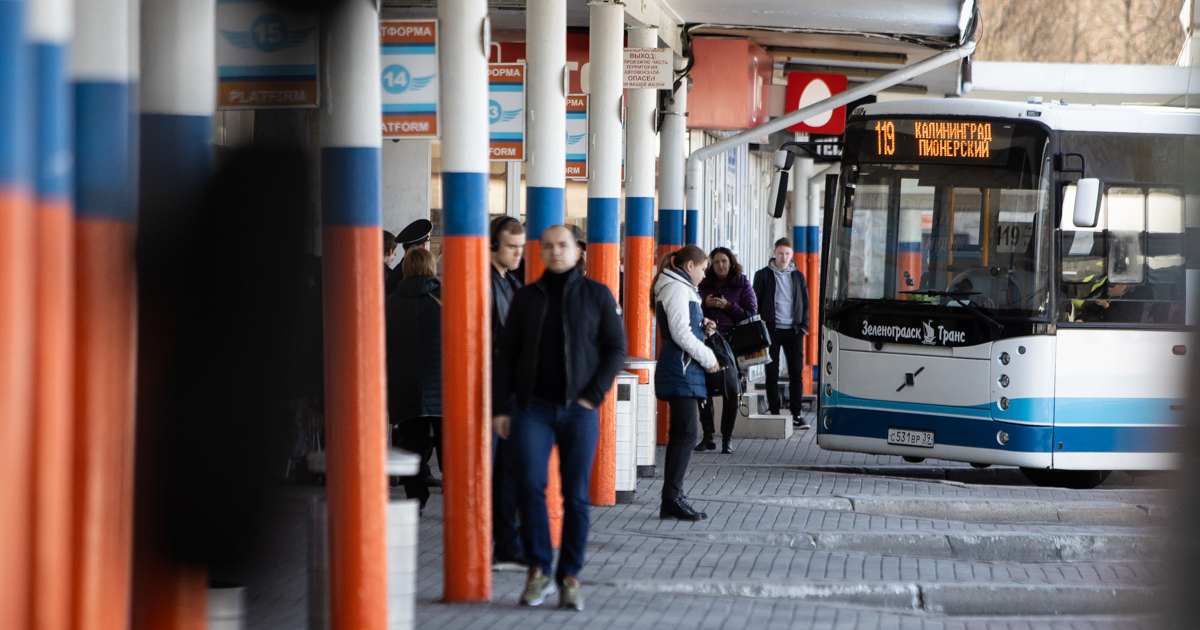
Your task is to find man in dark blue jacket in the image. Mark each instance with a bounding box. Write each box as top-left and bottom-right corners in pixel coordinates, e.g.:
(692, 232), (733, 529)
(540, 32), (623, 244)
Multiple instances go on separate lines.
(493, 225), (627, 611)
(752, 238), (811, 429)
(489, 215), (526, 568)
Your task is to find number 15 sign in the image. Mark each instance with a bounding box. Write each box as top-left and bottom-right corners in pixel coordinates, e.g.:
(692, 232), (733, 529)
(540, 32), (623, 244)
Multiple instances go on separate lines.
(380, 20), (439, 138)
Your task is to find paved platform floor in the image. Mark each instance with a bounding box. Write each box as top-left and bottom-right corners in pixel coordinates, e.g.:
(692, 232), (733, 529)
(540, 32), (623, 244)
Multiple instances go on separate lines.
(227, 410), (1174, 629)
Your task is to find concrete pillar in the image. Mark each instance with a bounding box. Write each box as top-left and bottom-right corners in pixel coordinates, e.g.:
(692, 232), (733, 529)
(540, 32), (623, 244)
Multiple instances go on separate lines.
(134, 0), (215, 626)
(72, 0), (139, 628)
(27, 0), (73, 628)
(318, 0), (389, 627)
(523, 0), (566, 280)
(438, 0), (492, 602)
(382, 139), (431, 236)
(0, 0), (34, 624)
(656, 54), (687, 445)
(807, 178), (823, 395)
(624, 26), (656, 364)
(586, 0), (622, 507)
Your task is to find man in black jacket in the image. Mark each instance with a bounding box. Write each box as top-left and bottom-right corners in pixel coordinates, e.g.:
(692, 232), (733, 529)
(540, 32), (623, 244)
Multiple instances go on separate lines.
(493, 225), (627, 611)
(752, 238), (811, 429)
(489, 215), (526, 568)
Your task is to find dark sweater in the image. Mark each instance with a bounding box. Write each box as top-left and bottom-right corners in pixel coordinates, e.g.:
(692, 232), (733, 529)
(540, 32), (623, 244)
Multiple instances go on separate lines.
(531, 269), (568, 404)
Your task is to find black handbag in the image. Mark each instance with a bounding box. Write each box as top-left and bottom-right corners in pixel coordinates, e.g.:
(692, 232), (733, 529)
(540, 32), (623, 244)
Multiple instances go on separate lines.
(704, 332), (740, 400)
(727, 314), (771, 356)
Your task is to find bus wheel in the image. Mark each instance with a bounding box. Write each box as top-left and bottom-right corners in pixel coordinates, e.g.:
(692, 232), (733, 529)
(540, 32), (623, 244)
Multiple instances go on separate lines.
(1019, 468), (1112, 490)
(902, 456), (925, 463)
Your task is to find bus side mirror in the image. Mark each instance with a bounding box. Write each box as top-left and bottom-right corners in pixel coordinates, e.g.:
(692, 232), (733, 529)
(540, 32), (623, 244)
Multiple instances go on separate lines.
(768, 149), (795, 219)
(1072, 178), (1102, 228)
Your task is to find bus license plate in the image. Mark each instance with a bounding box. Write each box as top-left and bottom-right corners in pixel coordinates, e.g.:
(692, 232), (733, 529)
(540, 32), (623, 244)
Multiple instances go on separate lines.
(888, 428), (934, 448)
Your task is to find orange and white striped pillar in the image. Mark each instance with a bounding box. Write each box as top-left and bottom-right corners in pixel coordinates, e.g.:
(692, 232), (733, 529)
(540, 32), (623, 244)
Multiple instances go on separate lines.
(27, 0), (73, 628)
(791, 149), (815, 396)
(655, 55), (687, 445)
(585, 0), (622, 507)
(131, 0), (215, 627)
(623, 26), (656, 365)
(524, 0), (566, 547)
(319, 0), (389, 625)
(439, 0), (492, 601)
(0, 0), (35, 626)
(71, 0), (139, 628)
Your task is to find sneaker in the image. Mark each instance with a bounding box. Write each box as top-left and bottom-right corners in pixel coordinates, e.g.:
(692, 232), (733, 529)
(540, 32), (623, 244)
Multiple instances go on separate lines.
(793, 416), (809, 430)
(559, 578), (585, 611)
(519, 569), (557, 606)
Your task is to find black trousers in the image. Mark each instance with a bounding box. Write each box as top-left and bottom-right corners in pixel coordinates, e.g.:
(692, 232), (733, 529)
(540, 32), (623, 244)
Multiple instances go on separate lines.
(391, 416), (441, 507)
(699, 392), (738, 440)
(765, 327), (804, 416)
(662, 397), (700, 503)
(492, 435), (524, 562)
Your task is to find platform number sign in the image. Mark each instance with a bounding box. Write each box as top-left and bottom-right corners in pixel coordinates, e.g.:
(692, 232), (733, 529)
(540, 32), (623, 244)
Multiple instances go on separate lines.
(216, 0), (319, 109)
(488, 63), (525, 161)
(380, 20), (439, 138)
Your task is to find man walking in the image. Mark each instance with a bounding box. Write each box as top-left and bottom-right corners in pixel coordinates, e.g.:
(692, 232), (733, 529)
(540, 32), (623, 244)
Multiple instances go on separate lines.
(489, 215), (526, 568)
(752, 238), (811, 429)
(493, 225), (627, 611)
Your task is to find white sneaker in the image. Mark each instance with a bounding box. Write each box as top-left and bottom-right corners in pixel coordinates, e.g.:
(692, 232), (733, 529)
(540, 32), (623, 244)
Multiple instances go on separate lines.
(519, 569), (557, 607)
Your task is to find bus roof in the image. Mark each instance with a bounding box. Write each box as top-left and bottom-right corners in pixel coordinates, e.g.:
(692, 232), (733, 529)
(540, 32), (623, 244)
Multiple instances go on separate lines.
(853, 98), (1200, 136)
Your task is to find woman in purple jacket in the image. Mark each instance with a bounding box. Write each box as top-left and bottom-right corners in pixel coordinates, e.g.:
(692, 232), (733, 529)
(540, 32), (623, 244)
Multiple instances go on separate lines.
(695, 247), (758, 453)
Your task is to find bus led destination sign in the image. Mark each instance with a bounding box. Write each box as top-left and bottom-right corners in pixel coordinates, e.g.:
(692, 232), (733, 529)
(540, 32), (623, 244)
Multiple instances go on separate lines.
(864, 118), (1013, 165)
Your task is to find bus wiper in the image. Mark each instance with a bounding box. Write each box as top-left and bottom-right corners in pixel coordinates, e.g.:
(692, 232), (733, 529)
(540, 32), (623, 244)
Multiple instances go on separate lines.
(827, 297), (903, 319)
(901, 290), (1004, 336)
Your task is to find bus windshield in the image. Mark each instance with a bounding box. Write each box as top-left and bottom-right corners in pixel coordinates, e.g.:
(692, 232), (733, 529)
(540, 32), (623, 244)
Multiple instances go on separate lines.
(829, 118), (1053, 319)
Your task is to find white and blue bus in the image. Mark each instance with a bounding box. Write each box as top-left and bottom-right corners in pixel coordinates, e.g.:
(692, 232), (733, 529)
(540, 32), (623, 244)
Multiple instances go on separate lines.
(816, 98), (1198, 488)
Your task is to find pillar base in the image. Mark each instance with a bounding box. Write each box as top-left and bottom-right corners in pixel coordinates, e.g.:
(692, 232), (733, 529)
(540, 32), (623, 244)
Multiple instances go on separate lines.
(615, 490), (636, 504)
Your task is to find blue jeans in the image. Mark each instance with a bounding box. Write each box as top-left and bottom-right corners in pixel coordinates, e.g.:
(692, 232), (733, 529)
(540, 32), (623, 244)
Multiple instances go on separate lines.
(510, 397), (599, 581)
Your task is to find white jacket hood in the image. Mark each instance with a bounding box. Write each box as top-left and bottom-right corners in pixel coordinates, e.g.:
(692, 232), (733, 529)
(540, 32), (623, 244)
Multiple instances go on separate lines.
(654, 268), (718, 370)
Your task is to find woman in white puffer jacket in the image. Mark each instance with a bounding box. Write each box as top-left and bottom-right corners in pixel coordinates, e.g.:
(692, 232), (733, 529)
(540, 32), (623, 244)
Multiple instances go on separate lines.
(652, 245), (719, 521)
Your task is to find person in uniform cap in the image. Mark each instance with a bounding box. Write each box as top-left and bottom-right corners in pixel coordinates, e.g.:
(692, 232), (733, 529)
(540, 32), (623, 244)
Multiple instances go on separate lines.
(383, 230), (398, 288)
(387, 218), (433, 296)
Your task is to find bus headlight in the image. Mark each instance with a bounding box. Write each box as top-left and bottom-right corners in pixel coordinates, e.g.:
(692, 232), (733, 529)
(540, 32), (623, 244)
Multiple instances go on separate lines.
(999, 375), (1009, 388)
(999, 352), (1010, 365)
(827, 340), (833, 353)
(997, 430), (1010, 445)
(999, 396), (1009, 410)
(825, 383), (833, 397)
(826, 362), (833, 375)
(823, 415), (832, 430)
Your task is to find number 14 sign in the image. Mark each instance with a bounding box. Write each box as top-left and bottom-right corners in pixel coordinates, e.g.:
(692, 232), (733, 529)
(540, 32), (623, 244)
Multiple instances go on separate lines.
(380, 20), (439, 138)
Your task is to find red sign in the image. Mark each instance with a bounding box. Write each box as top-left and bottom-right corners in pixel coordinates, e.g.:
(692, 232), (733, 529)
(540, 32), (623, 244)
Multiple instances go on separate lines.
(784, 72), (848, 135)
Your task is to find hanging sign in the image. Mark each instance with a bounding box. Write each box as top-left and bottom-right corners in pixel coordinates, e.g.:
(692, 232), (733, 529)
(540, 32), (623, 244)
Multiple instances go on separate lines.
(216, 1), (319, 109)
(623, 47), (673, 89)
(785, 71), (849, 135)
(566, 94), (587, 179)
(380, 20), (439, 138)
(488, 63), (525, 161)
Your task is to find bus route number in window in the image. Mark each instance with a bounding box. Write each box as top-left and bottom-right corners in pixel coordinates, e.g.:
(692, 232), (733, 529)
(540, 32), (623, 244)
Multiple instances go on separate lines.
(995, 221), (1034, 254)
(875, 120), (895, 156)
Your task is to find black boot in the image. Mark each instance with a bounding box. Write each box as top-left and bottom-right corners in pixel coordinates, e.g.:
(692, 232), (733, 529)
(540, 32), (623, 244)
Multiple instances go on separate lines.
(721, 438), (733, 454)
(660, 498), (707, 521)
(693, 436), (715, 452)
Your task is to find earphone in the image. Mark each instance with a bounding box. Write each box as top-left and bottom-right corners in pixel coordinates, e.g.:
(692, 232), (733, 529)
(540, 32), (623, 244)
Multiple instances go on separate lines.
(490, 216), (521, 252)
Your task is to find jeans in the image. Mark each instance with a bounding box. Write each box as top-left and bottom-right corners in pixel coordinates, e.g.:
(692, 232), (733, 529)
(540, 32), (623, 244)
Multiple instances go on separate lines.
(492, 435), (523, 562)
(511, 397), (599, 581)
(662, 397), (700, 503)
(699, 392), (738, 440)
(765, 327), (804, 416)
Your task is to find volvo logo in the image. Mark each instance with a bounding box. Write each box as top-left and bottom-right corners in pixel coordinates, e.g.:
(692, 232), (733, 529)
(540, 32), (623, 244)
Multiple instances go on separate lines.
(896, 366), (925, 392)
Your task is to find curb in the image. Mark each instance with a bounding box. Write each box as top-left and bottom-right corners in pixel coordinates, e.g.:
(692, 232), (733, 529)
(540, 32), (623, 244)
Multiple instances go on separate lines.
(663, 530), (1163, 562)
(606, 580), (1161, 616)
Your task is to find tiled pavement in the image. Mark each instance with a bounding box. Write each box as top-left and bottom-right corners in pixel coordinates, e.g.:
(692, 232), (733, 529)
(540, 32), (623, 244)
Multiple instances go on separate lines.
(230, 411), (1173, 629)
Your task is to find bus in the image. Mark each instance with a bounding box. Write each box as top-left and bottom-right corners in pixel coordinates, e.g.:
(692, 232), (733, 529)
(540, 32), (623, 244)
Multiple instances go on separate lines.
(816, 98), (1198, 488)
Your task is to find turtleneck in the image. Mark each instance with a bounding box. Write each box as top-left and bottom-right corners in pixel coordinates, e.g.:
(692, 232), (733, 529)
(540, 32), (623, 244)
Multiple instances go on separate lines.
(533, 268), (571, 403)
